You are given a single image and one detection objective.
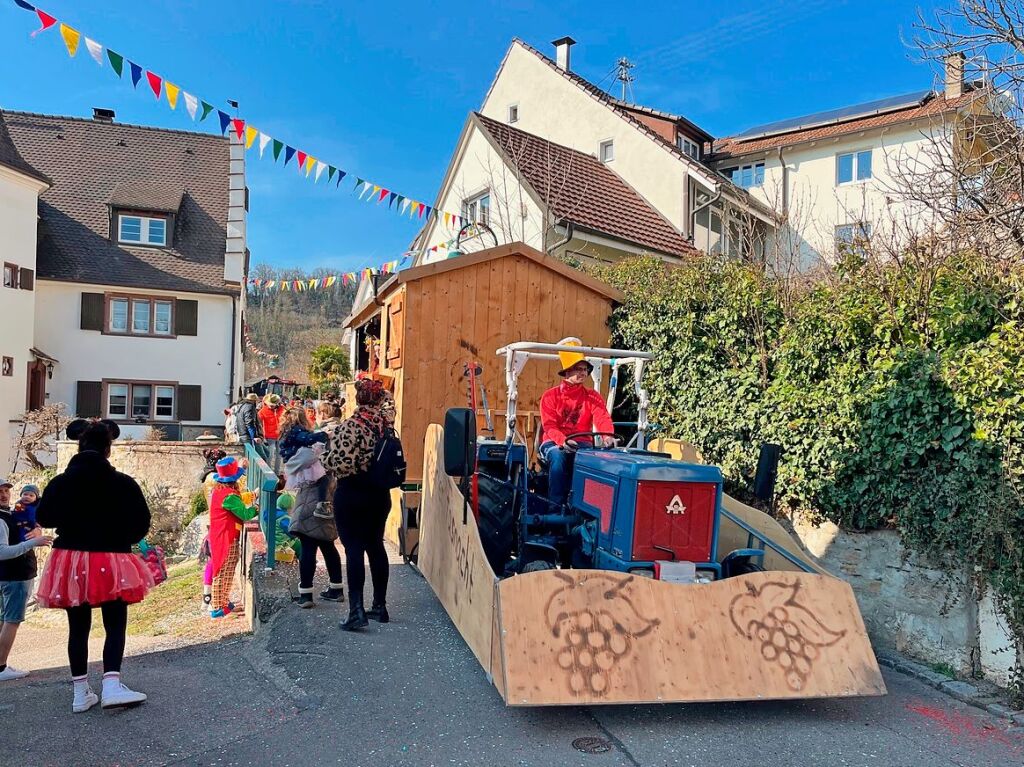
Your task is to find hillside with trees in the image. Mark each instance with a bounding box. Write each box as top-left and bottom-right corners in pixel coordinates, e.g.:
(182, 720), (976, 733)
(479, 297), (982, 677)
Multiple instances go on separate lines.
(244, 263), (359, 384)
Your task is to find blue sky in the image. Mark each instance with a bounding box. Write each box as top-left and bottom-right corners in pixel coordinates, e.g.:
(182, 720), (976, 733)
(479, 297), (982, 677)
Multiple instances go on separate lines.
(0, 0), (949, 272)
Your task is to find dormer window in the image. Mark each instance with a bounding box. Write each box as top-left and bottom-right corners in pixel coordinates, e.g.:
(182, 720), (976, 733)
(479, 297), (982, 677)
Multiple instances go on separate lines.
(677, 135), (701, 160)
(118, 213), (167, 246)
(600, 139), (615, 163)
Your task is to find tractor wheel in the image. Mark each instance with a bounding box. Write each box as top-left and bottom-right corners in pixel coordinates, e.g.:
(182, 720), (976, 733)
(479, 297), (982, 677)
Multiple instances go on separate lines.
(476, 473), (516, 575)
(724, 557), (765, 578)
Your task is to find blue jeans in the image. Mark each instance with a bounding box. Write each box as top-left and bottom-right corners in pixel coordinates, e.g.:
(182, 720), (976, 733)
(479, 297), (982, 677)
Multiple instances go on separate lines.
(0, 579), (33, 623)
(541, 441), (574, 506)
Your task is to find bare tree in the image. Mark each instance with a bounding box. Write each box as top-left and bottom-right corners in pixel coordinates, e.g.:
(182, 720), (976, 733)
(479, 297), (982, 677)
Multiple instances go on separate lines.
(11, 402), (71, 471)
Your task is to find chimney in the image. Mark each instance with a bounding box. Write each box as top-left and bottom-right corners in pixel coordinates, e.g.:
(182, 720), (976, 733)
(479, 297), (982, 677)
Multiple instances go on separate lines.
(552, 36), (576, 72)
(92, 107), (115, 123)
(945, 52), (965, 100)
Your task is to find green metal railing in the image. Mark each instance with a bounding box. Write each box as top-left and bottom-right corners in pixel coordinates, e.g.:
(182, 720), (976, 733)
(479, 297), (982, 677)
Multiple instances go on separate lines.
(245, 443), (280, 570)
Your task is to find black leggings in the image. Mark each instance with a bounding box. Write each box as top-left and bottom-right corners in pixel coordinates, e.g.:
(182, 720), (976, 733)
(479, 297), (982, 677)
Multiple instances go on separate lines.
(66, 601), (128, 677)
(334, 482), (391, 606)
(294, 532), (343, 589)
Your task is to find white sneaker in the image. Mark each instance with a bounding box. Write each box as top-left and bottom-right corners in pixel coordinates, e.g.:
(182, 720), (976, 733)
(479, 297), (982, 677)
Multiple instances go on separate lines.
(101, 675), (147, 708)
(0, 666), (29, 681)
(73, 689), (99, 713)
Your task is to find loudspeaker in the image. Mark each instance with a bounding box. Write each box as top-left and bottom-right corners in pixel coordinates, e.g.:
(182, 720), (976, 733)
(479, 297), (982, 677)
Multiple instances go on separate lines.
(443, 408), (477, 477)
(753, 443), (782, 503)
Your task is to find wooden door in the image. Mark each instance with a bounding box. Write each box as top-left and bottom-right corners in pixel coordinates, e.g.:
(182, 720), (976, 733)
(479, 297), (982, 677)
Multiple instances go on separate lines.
(26, 360), (46, 411)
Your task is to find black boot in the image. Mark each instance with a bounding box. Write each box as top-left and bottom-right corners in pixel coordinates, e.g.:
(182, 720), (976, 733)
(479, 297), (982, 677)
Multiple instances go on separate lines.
(366, 602), (390, 623)
(319, 583), (344, 602)
(340, 597), (368, 631)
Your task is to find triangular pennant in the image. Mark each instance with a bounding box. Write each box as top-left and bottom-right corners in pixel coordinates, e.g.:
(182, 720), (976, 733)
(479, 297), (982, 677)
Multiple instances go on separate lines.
(326, 276), (336, 288)
(444, 212), (451, 227)
(314, 161), (327, 182)
(371, 185), (382, 201)
(165, 82), (180, 110)
(284, 146), (296, 166)
(336, 170), (346, 187)
(146, 71), (162, 99)
(258, 132), (271, 158)
(378, 188), (389, 203)
(59, 24), (80, 57)
(183, 92), (198, 120)
(296, 150), (307, 170)
(31, 9), (56, 36)
(85, 37), (103, 66)
(308, 279), (317, 289)
(107, 49), (124, 77)
(424, 205), (432, 219)
(418, 203), (426, 219)
(13, 1), (36, 11)
(272, 139), (284, 161)
(244, 125), (257, 148)
(388, 192), (397, 208)
(230, 119), (245, 140)
(353, 177), (364, 192)
(327, 166), (336, 183)
(129, 61), (143, 88)
(305, 156), (316, 177)
(200, 101), (215, 121)
(400, 198), (410, 214)
(217, 111), (231, 135)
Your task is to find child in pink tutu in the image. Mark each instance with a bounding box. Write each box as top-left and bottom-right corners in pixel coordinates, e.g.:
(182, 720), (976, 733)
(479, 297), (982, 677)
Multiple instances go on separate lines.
(36, 419), (153, 713)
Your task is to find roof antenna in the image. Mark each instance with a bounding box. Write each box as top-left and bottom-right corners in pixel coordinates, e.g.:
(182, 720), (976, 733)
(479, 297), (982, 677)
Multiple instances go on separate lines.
(615, 57), (635, 103)
(227, 99), (240, 116)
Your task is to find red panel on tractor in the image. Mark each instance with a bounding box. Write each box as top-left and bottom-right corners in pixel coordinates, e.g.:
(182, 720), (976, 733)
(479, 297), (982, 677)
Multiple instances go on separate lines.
(632, 481), (716, 562)
(583, 478), (615, 534)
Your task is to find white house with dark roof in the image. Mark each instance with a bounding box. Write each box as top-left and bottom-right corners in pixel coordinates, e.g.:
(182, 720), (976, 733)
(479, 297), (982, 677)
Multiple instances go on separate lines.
(0, 108), (247, 464)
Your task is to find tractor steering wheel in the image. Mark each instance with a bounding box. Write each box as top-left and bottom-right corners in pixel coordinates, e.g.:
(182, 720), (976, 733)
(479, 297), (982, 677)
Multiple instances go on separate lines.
(564, 431), (621, 451)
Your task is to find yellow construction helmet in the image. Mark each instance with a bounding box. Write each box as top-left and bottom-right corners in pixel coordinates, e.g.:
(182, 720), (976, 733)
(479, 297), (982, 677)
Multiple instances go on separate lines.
(557, 337), (593, 376)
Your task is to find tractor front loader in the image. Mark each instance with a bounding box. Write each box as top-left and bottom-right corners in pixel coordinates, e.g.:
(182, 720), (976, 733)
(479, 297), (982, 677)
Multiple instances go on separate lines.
(416, 341), (885, 706)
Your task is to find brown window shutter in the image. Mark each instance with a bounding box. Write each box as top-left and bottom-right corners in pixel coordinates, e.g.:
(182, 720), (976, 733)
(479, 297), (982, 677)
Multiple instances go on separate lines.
(19, 268), (34, 291)
(76, 381), (102, 418)
(176, 299), (198, 336)
(80, 293), (105, 331)
(178, 384), (202, 421)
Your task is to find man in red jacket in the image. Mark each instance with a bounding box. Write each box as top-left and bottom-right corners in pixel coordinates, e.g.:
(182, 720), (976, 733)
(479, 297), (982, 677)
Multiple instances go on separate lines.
(539, 339), (615, 506)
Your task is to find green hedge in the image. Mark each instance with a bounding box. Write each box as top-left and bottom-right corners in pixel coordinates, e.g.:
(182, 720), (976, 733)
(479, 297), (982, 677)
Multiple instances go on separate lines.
(597, 254), (1024, 688)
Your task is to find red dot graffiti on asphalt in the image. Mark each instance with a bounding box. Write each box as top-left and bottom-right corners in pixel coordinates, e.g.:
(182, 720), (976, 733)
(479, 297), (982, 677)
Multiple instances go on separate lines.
(906, 702), (1020, 750)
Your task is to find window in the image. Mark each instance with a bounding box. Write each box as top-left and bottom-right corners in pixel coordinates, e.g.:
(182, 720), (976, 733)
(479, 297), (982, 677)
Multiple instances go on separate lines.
(461, 191), (491, 227)
(1, 357), (11, 377)
(836, 150), (872, 185)
(154, 301), (172, 335)
(835, 222), (872, 256)
(155, 385), (175, 419)
(599, 139), (614, 163)
(107, 383), (128, 417)
(3, 263), (18, 289)
(118, 214), (168, 246)
(508, 104), (519, 124)
(110, 298), (129, 332)
(131, 385), (152, 419)
(132, 299), (151, 334)
(678, 135), (701, 160)
(723, 163), (765, 189)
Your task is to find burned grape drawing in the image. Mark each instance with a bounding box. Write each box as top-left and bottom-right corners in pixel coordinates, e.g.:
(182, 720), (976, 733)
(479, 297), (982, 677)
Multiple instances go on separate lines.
(729, 579), (846, 692)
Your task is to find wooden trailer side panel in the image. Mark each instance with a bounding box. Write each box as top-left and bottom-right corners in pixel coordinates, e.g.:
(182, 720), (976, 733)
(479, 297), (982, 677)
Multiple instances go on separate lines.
(496, 569), (886, 706)
(396, 253), (615, 482)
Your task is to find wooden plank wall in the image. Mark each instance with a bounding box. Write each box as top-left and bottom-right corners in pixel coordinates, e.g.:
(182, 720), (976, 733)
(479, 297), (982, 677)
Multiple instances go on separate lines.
(396, 253), (614, 482)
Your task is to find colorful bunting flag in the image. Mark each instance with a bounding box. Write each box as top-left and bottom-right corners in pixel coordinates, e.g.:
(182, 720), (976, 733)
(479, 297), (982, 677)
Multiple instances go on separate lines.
(106, 49), (124, 77)
(59, 24), (79, 57)
(284, 146), (296, 166)
(378, 187), (388, 203)
(85, 37), (103, 66)
(400, 198), (410, 215)
(327, 166), (336, 183)
(12, 1), (36, 12)
(296, 150), (307, 170)
(336, 170), (346, 187)
(31, 8), (56, 36)
(272, 139), (284, 161)
(304, 155), (315, 177)
(183, 92), (198, 120)
(200, 101), (215, 121)
(215, 111), (229, 135)
(129, 61), (143, 88)
(165, 82), (180, 110)
(145, 71), (162, 99)
(314, 160), (326, 182)
(230, 118), (245, 140)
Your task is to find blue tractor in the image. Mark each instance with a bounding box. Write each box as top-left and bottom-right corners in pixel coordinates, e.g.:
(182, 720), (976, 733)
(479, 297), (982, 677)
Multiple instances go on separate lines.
(443, 341), (771, 582)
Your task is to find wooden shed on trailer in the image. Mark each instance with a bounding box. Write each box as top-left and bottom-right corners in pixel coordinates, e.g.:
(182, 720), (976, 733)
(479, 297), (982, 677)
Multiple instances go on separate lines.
(343, 242), (624, 483)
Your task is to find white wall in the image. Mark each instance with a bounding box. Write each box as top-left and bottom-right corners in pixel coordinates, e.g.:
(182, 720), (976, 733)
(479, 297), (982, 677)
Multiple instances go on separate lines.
(33, 281), (237, 436)
(715, 122), (944, 264)
(0, 165), (46, 473)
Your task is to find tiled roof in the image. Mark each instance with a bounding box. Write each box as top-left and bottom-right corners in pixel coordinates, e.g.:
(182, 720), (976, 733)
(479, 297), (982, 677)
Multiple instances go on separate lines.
(475, 113), (697, 258)
(1, 110), (233, 295)
(711, 89), (983, 160)
(0, 112), (47, 184)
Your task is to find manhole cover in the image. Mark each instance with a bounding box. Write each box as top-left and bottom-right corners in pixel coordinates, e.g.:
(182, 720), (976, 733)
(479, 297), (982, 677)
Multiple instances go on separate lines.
(572, 736), (613, 754)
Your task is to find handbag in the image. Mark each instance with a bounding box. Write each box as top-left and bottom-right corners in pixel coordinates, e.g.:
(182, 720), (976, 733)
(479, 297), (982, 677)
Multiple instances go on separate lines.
(137, 539), (168, 586)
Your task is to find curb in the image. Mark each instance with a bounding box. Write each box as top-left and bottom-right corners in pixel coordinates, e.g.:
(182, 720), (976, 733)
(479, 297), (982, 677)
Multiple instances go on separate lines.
(876, 651), (1024, 727)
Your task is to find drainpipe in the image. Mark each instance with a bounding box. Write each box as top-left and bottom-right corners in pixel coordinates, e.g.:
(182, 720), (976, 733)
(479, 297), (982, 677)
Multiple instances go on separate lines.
(690, 189), (722, 251)
(229, 293), (238, 402)
(776, 147), (789, 217)
(547, 220), (575, 256)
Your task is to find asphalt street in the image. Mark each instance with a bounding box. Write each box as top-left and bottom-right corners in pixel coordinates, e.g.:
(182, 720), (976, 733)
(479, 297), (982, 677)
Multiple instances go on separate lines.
(2, 562), (1021, 767)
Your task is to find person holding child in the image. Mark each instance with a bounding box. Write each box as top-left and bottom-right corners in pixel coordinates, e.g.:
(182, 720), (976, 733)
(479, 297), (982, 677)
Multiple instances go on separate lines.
(34, 419), (153, 712)
(279, 408), (343, 608)
(0, 477), (52, 683)
(207, 456), (257, 619)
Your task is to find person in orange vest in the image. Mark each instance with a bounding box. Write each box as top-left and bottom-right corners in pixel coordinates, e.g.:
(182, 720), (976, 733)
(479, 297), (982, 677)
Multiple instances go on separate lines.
(258, 394), (285, 463)
(539, 338), (615, 506)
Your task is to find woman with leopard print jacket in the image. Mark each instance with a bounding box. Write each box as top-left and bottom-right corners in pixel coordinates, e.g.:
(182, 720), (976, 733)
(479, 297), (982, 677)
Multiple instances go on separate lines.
(322, 379), (395, 632)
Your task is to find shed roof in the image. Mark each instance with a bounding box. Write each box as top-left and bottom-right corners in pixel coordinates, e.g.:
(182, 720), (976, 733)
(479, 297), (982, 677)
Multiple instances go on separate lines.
(345, 242), (623, 328)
